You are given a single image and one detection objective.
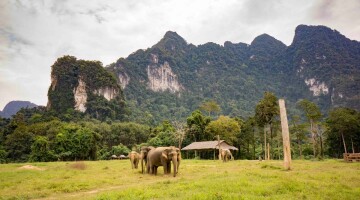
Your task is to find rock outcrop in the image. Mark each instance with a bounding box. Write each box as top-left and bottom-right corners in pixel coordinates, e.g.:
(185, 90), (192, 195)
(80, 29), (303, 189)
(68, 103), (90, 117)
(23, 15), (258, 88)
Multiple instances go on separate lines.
(93, 87), (118, 101)
(147, 61), (183, 93)
(74, 78), (87, 112)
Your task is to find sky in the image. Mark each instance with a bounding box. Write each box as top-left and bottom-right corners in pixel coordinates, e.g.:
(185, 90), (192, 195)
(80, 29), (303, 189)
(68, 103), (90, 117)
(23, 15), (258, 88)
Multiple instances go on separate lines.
(1, 0), (360, 110)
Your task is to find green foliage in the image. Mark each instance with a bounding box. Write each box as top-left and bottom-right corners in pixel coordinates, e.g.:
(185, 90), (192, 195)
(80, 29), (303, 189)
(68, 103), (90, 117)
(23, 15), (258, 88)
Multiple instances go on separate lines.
(255, 92), (279, 127)
(53, 124), (100, 161)
(326, 107), (360, 156)
(199, 100), (221, 117)
(4, 125), (34, 162)
(186, 110), (211, 142)
(297, 99), (322, 122)
(205, 115), (240, 145)
(111, 144), (131, 156)
(147, 121), (176, 147)
(29, 136), (56, 162)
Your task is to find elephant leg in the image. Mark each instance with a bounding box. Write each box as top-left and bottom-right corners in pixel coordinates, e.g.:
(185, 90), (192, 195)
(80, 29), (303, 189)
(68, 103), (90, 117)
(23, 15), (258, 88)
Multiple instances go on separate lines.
(167, 162), (171, 174)
(147, 162), (152, 174)
(161, 159), (168, 174)
(154, 166), (158, 176)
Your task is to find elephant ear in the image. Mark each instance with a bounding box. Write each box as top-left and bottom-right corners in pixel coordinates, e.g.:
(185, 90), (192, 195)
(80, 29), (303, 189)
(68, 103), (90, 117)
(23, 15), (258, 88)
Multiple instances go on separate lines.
(162, 149), (170, 159)
(175, 148), (180, 154)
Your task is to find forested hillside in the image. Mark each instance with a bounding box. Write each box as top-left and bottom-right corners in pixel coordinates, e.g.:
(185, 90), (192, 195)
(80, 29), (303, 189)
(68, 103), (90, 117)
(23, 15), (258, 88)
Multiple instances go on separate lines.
(107, 25), (360, 124)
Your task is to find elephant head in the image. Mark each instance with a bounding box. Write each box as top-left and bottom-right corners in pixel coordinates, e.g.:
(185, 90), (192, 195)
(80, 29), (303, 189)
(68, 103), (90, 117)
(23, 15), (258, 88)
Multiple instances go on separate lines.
(161, 146), (179, 177)
(220, 149), (234, 162)
(140, 146), (154, 173)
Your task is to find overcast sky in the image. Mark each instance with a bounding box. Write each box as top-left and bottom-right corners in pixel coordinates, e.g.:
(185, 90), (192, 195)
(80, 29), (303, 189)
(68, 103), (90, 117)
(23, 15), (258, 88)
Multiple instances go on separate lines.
(1, 0), (360, 110)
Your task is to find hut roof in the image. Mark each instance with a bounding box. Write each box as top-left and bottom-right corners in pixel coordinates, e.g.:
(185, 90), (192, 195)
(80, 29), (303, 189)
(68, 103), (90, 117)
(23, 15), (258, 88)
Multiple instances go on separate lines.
(181, 140), (238, 151)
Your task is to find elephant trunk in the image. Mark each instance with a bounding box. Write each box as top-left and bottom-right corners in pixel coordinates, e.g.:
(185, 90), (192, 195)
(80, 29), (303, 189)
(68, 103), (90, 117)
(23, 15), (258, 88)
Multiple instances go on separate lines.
(141, 153), (144, 174)
(172, 156), (178, 177)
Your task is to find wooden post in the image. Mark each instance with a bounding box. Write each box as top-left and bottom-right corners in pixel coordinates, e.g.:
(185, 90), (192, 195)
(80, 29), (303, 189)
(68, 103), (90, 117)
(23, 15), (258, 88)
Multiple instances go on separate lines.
(195, 150), (197, 159)
(279, 99), (291, 170)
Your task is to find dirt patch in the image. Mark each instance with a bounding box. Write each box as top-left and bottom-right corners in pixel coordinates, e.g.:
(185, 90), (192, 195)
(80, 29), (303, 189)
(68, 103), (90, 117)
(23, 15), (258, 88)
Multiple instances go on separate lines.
(69, 162), (87, 170)
(18, 165), (45, 171)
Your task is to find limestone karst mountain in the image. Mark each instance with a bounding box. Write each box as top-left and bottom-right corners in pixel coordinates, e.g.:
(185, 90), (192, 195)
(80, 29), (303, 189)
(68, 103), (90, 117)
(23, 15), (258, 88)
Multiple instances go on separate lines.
(47, 25), (360, 123)
(47, 56), (126, 121)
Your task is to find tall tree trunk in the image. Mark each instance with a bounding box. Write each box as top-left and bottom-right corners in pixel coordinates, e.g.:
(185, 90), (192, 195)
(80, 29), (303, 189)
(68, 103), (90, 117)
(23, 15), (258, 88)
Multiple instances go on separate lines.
(253, 128), (256, 160)
(341, 132), (347, 154)
(351, 137), (355, 154)
(310, 119), (316, 157)
(319, 126), (324, 159)
(264, 126), (267, 160)
(298, 139), (303, 159)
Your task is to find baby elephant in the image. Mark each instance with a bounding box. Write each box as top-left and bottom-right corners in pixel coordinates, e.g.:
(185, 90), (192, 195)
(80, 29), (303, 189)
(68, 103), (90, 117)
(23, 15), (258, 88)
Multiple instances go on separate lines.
(128, 151), (140, 169)
(220, 149), (234, 162)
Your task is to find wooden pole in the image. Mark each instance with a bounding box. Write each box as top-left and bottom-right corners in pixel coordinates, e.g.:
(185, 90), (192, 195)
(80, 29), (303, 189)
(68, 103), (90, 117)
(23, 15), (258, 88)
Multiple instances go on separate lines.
(267, 143), (270, 160)
(279, 99), (291, 170)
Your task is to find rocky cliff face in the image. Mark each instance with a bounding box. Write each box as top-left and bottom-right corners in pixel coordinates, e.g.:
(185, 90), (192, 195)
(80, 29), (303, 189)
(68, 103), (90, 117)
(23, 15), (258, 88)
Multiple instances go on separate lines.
(147, 60), (183, 93)
(47, 56), (125, 120)
(73, 78), (87, 112)
(93, 87), (119, 101)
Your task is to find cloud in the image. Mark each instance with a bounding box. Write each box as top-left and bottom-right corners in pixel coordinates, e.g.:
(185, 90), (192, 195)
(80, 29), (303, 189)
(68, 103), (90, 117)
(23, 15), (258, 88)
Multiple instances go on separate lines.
(0, 0), (359, 109)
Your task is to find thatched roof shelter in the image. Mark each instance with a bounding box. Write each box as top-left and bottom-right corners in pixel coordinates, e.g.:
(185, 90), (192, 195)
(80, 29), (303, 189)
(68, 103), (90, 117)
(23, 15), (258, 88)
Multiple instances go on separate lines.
(181, 140), (238, 151)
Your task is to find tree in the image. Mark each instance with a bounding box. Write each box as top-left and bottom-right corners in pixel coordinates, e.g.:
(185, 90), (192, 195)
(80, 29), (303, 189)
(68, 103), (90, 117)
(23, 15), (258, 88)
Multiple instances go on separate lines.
(254, 92), (279, 160)
(147, 121), (176, 147)
(186, 110), (211, 142)
(205, 115), (240, 145)
(172, 121), (187, 149)
(290, 115), (307, 159)
(199, 100), (221, 117)
(326, 108), (359, 154)
(4, 125), (34, 162)
(29, 136), (56, 162)
(297, 99), (322, 158)
(239, 117), (257, 159)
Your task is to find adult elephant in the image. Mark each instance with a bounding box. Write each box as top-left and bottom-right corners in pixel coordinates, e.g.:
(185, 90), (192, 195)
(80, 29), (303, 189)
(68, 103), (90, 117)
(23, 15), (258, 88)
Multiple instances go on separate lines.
(140, 146), (154, 174)
(147, 146), (179, 177)
(220, 149), (234, 162)
(128, 151), (140, 169)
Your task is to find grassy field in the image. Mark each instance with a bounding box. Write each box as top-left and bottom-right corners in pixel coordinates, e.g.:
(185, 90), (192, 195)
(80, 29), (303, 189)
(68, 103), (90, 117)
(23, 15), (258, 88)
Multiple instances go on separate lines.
(0, 159), (359, 200)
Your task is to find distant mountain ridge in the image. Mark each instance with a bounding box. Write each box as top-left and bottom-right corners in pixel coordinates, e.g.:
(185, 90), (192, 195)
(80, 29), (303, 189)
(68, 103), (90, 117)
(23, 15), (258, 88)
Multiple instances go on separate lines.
(48, 24), (360, 124)
(0, 101), (37, 118)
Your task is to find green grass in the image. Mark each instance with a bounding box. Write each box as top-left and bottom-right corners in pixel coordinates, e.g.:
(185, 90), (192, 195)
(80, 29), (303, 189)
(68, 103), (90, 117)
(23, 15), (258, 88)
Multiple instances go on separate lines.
(0, 159), (359, 199)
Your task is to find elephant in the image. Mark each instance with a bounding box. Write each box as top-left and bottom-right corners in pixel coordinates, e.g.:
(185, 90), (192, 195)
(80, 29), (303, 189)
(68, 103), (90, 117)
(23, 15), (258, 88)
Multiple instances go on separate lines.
(147, 146), (179, 177)
(175, 147), (181, 174)
(128, 151), (140, 169)
(220, 149), (234, 162)
(140, 146), (155, 174)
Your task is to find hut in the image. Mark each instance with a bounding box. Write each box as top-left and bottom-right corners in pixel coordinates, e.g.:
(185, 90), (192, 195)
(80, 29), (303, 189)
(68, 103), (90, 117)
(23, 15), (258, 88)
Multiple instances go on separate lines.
(181, 140), (238, 159)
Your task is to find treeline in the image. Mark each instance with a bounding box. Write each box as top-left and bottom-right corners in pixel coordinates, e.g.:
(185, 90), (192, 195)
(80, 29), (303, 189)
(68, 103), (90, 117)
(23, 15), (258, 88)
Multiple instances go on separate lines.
(1, 92), (360, 163)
